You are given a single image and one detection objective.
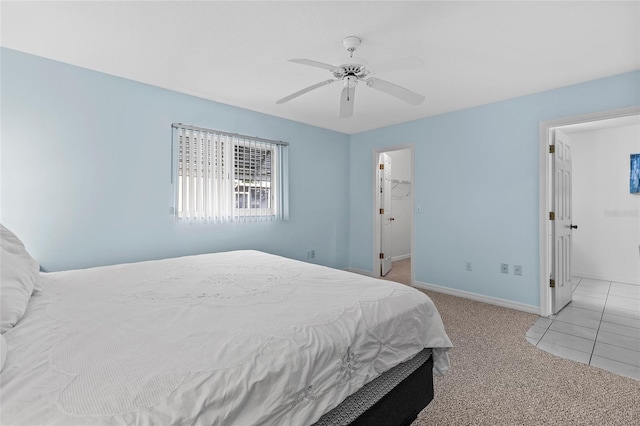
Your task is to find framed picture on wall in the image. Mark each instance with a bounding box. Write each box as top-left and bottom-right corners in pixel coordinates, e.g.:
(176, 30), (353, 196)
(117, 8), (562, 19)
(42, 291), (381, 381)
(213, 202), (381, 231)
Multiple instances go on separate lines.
(631, 153), (640, 193)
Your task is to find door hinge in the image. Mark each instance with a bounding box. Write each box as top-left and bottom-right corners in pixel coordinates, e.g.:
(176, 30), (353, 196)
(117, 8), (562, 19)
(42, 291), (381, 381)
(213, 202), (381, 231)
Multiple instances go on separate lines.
(549, 212), (555, 221)
(549, 145), (555, 154)
(379, 163), (384, 170)
(379, 208), (384, 214)
(549, 278), (556, 288)
(379, 253), (384, 259)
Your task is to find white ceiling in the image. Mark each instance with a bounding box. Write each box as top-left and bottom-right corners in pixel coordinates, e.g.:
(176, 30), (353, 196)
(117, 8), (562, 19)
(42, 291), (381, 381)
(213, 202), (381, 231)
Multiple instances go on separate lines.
(2, 1), (639, 135)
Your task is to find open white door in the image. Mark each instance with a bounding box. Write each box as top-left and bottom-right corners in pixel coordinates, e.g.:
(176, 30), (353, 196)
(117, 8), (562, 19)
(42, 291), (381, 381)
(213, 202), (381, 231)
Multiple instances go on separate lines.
(551, 129), (575, 314)
(379, 153), (393, 276)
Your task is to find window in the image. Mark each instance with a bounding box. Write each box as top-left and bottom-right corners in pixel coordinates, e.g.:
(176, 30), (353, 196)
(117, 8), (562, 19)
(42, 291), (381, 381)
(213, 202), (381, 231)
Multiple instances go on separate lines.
(172, 124), (289, 223)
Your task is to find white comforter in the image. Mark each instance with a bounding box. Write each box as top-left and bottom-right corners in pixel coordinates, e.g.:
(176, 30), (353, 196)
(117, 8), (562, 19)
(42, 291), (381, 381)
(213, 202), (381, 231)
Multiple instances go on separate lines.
(1, 250), (451, 425)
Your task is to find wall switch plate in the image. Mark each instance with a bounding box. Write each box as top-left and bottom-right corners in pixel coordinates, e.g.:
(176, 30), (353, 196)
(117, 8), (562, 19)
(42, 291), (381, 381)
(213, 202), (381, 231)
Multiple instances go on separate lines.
(514, 265), (522, 276)
(465, 261), (472, 271)
(501, 263), (509, 274)
(416, 205), (423, 214)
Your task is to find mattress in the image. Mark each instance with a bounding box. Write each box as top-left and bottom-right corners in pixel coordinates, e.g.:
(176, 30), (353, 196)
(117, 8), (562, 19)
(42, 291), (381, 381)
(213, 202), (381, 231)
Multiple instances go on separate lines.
(1, 250), (451, 425)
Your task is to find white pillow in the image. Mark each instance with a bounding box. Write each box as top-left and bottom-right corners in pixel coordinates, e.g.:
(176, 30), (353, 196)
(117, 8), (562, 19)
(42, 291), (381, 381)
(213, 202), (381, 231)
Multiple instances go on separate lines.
(1, 224), (40, 333)
(0, 334), (6, 371)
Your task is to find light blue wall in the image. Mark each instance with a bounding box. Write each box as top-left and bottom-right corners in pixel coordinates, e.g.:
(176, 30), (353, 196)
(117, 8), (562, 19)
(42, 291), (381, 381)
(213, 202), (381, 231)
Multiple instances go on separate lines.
(349, 71), (640, 308)
(3, 47), (638, 309)
(1, 48), (351, 271)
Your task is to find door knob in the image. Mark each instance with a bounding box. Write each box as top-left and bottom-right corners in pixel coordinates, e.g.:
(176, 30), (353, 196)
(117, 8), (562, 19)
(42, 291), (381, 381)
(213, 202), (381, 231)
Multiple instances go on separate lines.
(390, 217), (395, 221)
(570, 224), (578, 229)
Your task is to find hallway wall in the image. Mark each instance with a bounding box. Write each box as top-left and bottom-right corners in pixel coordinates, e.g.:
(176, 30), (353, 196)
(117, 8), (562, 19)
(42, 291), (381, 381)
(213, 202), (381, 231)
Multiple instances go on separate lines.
(571, 124), (640, 284)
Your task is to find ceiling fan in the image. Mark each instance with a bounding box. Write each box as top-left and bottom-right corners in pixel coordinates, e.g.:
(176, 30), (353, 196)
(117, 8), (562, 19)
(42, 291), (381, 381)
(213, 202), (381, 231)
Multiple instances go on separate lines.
(276, 36), (425, 118)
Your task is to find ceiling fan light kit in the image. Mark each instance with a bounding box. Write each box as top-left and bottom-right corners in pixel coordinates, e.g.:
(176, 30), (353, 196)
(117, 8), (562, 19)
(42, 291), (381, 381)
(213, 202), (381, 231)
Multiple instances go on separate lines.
(344, 75), (358, 89)
(277, 36), (425, 118)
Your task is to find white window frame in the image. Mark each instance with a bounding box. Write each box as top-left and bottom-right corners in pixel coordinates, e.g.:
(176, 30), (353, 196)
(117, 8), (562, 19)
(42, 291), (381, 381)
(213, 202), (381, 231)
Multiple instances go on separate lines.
(172, 123), (289, 223)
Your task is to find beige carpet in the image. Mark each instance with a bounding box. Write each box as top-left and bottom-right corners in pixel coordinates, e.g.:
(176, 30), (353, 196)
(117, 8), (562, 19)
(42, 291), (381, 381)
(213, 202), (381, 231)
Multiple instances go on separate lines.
(382, 258), (411, 285)
(383, 259), (640, 425)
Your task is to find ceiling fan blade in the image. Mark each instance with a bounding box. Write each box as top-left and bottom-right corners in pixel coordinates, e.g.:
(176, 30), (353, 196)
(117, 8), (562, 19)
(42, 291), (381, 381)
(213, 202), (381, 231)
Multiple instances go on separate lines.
(339, 86), (355, 118)
(365, 56), (424, 74)
(289, 58), (340, 73)
(366, 78), (425, 105)
(276, 79), (338, 104)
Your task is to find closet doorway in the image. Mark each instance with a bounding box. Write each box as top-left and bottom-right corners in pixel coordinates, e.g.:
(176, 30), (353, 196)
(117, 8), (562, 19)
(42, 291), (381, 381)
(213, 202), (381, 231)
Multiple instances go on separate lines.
(373, 145), (414, 286)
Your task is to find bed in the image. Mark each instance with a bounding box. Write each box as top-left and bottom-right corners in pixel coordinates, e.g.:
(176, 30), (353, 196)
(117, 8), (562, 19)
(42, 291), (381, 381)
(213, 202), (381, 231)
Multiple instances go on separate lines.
(0, 225), (452, 425)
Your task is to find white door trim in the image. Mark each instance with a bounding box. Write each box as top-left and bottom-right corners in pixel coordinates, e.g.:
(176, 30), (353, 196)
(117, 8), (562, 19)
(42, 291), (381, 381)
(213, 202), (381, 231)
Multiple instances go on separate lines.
(538, 106), (640, 317)
(373, 144), (415, 283)
(380, 153), (393, 276)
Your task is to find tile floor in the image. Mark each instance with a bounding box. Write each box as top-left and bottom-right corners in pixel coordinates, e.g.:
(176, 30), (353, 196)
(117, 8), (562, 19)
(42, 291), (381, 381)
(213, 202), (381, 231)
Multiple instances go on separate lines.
(526, 277), (640, 381)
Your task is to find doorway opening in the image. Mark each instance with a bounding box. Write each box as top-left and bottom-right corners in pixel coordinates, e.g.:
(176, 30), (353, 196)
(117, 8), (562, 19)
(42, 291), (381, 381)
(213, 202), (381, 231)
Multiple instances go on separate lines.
(373, 145), (414, 286)
(538, 106), (640, 317)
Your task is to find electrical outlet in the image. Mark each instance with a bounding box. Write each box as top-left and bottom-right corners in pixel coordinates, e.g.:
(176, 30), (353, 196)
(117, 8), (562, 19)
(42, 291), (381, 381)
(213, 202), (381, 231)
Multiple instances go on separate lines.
(465, 261), (472, 271)
(514, 265), (522, 276)
(307, 250), (316, 259)
(501, 263), (509, 274)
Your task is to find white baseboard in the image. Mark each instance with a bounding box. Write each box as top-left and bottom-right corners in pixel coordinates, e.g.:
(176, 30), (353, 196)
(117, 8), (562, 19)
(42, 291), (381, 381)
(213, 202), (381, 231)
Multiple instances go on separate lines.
(573, 270), (640, 286)
(391, 254), (411, 262)
(413, 281), (541, 315)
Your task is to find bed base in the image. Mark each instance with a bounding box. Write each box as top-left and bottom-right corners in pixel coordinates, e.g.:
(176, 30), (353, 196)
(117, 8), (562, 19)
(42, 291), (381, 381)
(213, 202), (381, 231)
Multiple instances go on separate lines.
(315, 352), (434, 426)
(349, 354), (434, 426)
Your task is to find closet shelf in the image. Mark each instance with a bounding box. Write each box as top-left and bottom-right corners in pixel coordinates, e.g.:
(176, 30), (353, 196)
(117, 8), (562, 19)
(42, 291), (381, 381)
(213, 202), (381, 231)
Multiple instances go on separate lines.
(391, 179), (412, 197)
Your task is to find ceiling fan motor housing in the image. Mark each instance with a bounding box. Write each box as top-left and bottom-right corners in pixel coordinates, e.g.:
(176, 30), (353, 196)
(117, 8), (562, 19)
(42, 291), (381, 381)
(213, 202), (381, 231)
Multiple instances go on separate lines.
(333, 64), (368, 80)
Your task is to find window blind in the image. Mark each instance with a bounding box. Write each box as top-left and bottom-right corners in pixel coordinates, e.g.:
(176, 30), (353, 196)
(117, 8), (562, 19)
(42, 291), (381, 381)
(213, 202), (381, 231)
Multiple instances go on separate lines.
(172, 124), (289, 223)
